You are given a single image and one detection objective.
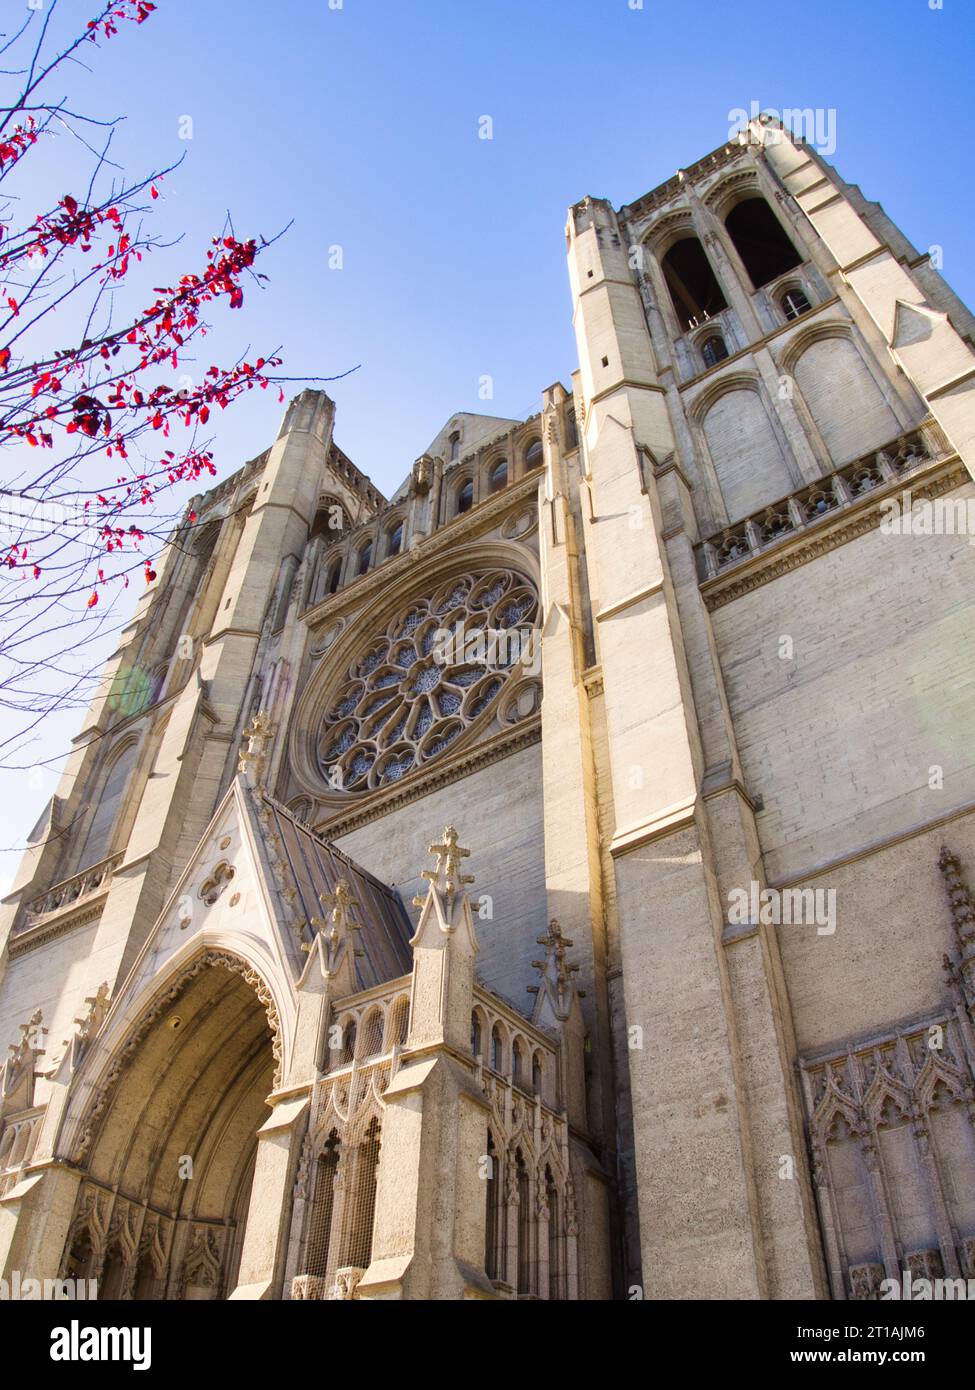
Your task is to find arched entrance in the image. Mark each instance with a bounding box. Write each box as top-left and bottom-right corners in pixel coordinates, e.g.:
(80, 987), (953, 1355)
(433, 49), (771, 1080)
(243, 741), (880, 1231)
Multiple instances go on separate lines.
(61, 956), (278, 1300)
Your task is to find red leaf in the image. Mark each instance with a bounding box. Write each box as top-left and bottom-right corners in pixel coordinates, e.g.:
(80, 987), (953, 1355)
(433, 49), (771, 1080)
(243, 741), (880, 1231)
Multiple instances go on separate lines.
(87, 592), (99, 608)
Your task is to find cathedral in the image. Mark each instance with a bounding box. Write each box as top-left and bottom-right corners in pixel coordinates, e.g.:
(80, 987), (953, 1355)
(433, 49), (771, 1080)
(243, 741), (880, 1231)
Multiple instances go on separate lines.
(1, 114), (974, 1301)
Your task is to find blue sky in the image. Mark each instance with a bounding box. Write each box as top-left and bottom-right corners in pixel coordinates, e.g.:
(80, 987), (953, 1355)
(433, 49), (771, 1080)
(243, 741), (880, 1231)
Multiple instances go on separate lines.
(1, 0), (973, 882)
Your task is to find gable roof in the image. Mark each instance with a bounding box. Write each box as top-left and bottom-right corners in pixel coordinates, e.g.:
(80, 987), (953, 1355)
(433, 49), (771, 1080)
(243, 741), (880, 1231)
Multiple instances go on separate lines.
(257, 795), (413, 990)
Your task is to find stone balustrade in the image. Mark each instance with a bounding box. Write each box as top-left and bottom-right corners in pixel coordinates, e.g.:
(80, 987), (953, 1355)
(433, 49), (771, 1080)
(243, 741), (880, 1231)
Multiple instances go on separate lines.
(697, 428), (946, 581)
(18, 853), (124, 933)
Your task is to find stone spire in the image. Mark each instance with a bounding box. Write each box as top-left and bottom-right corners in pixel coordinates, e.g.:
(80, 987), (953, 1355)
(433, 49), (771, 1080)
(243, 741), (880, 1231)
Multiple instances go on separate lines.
(415, 825), (476, 918)
(407, 826), (478, 1051)
(528, 919), (585, 1023)
(528, 920), (587, 1129)
(299, 878), (361, 994)
(1, 1009), (46, 1113)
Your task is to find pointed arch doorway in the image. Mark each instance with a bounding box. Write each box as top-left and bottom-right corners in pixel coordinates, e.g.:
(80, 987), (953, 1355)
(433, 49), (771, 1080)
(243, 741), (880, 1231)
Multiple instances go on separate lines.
(62, 955), (279, 1300)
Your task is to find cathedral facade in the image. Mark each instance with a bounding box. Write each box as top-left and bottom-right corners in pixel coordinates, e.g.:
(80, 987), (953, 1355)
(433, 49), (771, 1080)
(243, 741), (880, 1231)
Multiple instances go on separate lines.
(1, 115), (974, 1301)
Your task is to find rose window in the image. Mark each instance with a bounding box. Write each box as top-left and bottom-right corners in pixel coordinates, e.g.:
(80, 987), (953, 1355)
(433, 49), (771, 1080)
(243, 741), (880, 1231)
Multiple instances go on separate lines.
(317, 569), (538, 793)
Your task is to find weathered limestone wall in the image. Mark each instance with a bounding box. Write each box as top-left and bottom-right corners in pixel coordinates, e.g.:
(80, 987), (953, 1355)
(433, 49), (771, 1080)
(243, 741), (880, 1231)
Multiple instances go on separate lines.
(713, 493), (975, 886)
(333, 744), (546, 1006)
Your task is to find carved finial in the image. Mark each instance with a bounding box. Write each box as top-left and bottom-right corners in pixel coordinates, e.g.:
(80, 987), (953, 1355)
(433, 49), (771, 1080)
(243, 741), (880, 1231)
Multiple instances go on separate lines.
(302, 877), (361, 980)
(48, 984), (111, 1075)
(239, 710), (274, 784)
(529, 919), (584, 1017)
(416, 826), (474, 910)
(1, 1008), (46, 1104)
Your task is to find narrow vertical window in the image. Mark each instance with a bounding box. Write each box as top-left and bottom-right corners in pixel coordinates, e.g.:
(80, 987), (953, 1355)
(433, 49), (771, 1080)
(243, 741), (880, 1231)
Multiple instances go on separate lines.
(516, 1150), (532, 1295)
(307, 1133), (340, 1278)
(345, 1118), (381, 1273)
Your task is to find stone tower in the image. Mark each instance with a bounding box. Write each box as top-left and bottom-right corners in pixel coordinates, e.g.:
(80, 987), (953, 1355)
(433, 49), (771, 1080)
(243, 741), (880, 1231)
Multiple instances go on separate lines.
(1, 116), (974, 1300)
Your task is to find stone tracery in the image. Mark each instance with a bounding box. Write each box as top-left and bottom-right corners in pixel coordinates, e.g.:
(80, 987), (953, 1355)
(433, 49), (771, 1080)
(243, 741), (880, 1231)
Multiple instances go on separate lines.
(316, 568), (539, 793)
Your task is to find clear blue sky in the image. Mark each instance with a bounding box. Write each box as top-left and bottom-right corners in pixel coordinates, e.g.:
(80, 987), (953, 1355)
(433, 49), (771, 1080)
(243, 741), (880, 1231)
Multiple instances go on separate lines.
(1, 0), (973, 882)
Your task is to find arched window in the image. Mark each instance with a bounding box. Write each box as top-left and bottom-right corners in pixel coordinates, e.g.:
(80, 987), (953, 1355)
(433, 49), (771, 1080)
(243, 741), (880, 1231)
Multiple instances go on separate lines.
(565, 410), (579, 450)
(389, 996), (410, 1048)
(781, 286), (811, 321)
(76, 740), (140, 871)
(488, 459), (508, 493)
(344, 1118), (381, 1273)
(484, 1131), (502, 1281)
(449, 430), (461, 462)
(490, 1025), (503, 1072)
(338, 1017), (356, 1065)
(546, 1167), (563, 1300)
(525, 439), (543, 469)
(326, 558), (342, 595)
(532, 1052), (543, 1096)
(701, 334), (729, 369)
(470, 1012), (482, 1058)
(661, 237), (727, 331)
(310, 502), (345, 542)
(456, 479), (474, 515)
(512, 1039), (524, 1086)
(516, 1150), (532, 1295)
(148, 663), (168, 706)
(307, 1132), (340, 1278)
(724, 197), (802, 290)
(357, 542), (372, 576)
(358, 1007), (384, 1059)
(386, 521), (403, 558)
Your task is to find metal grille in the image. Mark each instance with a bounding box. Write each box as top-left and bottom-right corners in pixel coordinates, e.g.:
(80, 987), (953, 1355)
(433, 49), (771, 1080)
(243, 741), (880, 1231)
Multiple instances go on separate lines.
(342, 1118), (381, 1273)
(357, 1008), (384, 1059)
(306, 1135), (339, 1278)
(547, 1171), (563, 1301)
(516, 1151), (531, 1295)
(484, 1132), (501, 1281)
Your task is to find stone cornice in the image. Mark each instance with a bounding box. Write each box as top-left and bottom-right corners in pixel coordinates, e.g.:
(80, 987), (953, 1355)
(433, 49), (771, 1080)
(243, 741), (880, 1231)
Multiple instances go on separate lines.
(8, 898), (107, 958)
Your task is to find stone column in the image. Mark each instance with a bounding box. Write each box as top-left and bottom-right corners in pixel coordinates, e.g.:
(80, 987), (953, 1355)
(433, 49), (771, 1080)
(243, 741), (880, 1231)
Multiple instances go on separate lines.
(229, 1095), (309, 1299)
(0, 1163), (82, 1285)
